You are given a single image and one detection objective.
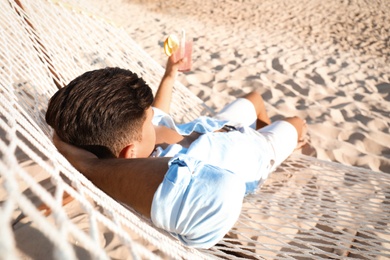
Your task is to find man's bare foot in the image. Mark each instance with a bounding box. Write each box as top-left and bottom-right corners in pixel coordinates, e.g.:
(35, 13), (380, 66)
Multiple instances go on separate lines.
(295, 120), (308, 150)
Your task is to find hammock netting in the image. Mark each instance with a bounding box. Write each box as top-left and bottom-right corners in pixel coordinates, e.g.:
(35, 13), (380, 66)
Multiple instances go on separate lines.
(1, 0), (389, 259)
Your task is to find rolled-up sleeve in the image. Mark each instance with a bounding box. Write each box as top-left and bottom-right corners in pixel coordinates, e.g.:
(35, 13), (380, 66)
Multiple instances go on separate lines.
(151, 155), (246, 248)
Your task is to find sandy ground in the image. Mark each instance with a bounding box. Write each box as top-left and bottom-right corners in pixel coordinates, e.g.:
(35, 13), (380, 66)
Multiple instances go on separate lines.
(91, 0), (390, 173)
(3, 1), (390, 259)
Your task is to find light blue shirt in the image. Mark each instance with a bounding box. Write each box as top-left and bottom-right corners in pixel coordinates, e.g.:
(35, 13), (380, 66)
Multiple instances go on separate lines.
(152, 107), (228, 135)
(152, 107), (227, 157)
(151, 108), (276, 248)
(152, 107), (272, 193)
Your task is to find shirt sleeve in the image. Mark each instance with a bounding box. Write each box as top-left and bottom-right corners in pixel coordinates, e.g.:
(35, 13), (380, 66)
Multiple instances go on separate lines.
(152, 107), (177, 130)
(151, 155), (246, 248)
(152, 107), (229, 136)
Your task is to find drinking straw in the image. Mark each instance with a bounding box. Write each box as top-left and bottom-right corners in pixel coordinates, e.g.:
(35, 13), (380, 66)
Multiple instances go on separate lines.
(180, 29), (186, 58)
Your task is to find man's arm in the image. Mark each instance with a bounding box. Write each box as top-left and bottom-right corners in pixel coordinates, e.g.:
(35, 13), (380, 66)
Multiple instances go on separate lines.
(53, 133), (169, 218)
(153, 56), (183, 113)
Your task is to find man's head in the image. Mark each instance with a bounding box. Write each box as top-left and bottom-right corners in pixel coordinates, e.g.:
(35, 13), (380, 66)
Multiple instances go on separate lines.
(46, 67), (155, 158)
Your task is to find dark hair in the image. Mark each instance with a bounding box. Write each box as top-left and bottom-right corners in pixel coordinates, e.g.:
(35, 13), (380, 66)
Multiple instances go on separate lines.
(46, 67), (154, 158)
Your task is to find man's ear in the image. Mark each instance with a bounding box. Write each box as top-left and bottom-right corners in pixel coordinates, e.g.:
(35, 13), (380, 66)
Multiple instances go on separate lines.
(119, 144), (136, 158)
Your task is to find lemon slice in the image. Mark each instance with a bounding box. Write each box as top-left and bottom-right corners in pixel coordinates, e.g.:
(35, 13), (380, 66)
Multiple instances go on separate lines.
(164, 34), (179, 56)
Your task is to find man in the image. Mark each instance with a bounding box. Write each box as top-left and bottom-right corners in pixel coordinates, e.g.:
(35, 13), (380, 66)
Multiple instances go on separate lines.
(46, 56), (307, 248)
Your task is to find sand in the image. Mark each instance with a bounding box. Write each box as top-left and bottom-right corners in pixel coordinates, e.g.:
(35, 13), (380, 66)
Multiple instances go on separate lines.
(91, 0), (390, 173)
(3, 0), (390, 258)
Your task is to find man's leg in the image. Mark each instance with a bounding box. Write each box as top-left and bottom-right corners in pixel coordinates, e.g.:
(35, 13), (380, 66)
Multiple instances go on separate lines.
(257, 116), (307, 172)
(214, 91), (271, 129)
(282, 116), (308, 150)
(241, 91), (271, 129)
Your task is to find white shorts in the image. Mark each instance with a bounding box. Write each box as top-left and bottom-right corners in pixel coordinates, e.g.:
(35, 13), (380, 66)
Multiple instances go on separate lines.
(214, 98), (298, 171)
(214, 98), (257, 129)
(257, 121), (298, 172)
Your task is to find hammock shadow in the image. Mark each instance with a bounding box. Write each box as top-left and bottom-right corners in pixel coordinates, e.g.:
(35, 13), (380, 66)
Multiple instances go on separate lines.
(14, 222), (92, 260)
(215, 156), (390, 258)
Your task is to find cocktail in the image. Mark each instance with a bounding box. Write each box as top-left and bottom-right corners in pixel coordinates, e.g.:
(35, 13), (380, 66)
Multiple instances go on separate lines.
(164, 30), (192, 72)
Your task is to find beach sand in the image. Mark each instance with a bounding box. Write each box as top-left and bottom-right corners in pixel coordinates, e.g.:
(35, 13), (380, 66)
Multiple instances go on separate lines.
(4, 0), (390, 258)
(93, 0), (390, 173)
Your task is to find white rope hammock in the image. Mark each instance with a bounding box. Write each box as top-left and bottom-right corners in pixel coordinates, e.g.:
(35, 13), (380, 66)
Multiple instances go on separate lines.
(1, 0), (389, 259)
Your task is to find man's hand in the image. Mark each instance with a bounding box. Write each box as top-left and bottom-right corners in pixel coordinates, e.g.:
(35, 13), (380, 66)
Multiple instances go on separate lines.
(53, 132), (96, 173)
(164, 55), (184, 78)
